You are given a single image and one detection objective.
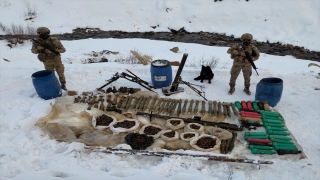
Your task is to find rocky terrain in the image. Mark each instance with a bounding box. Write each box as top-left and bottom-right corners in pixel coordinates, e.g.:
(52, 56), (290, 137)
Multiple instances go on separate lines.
(1, 27), (319, 62)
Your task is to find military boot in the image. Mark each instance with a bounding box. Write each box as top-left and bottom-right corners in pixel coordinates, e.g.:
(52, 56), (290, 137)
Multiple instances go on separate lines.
(61, 83), (67, 91)
(228, 86), (235, 95)
(243, 86), (251, 95)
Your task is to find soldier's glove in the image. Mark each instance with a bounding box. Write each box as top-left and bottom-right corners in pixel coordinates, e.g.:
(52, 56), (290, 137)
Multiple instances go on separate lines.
(232, 50), (238, 55)
(36, 46), (44, 51)
(239, 51), (246, 57)
(44, 49), (53, 54)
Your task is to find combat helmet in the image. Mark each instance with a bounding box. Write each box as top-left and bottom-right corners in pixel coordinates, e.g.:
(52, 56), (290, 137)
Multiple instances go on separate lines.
(37, 27), (50, 34)
(241, 33), (253, 41)
(241, 33), (253, 46)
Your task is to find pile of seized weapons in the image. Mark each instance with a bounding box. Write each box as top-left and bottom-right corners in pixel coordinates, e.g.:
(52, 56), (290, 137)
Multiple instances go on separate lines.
(70, 53), (281, 164)
(74, 93), (241, 130)
(97, 69), (156, 92)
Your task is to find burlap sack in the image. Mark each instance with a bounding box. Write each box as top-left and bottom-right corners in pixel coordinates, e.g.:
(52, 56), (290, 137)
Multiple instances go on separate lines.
(160, 130), (179, 141)
(180, 132), (199, 142)
(165, 118), (185, 130)
(208, 127), (233, 140)
(190, 134), (221, 152)
(184, 123), (204, 134)
(92, 114), (117, 130)
(110, 119), (140, 134)
(139, 124), (163, 139)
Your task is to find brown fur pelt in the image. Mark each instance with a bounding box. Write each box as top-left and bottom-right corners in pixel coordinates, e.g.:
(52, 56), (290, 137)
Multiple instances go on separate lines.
(147, 139), (166, 150)
(44, 123), (77, 142)
(207, 126), (232, 140)
(165, 140), (194, 151)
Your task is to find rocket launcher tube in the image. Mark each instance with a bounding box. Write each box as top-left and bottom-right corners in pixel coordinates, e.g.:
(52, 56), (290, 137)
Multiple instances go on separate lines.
(245, 132), (268, 136)
(248, 138), (272, 145)
(240, 114), (261, 119)
(273, 145), (298, 150)
(277, 150), (301, 155)
(262, 115), (284, 121)
(260, 110), (282, 117)
(267, 130), (290, 136)
(245, 135), (268, 140)
(252, 101), (259, 111)
(245, 134), (268, 138)
(272, 142), (296, 147)
(263, 123), (285, 127)
(249, 145), (274, 150)
(241, 101), (248, 109)
(269, 135), (292, 140)
(265, 126), (287, 131)
(235, 101), (242, 110)
(246, 101), (253, 110)
(240, 117), (262, 123)
(262, 119), (284, 124)
(251, 148), (277, 155)
(270, 138), (294, 144)
(240, 110), (260, 116)
(240, 112), (261, 118)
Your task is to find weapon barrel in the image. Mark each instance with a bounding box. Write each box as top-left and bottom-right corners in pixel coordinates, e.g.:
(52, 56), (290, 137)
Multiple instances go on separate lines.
(31, 38), (60, 55)
(244, 51), (259, 76)
(170, 53), (188, 92)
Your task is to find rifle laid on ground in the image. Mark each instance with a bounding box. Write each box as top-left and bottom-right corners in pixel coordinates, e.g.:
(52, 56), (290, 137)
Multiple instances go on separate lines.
(239, 44), (259, 75)
(97, 70), (156, 91)
(136, 111), (240, 131)
(31, 38), (60, 55)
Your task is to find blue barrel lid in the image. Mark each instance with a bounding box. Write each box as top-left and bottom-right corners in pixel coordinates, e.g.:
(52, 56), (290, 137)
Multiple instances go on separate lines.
(151, 59), (170, 67)
(31, 70), (53, 79)
(260, 77), (283, 84)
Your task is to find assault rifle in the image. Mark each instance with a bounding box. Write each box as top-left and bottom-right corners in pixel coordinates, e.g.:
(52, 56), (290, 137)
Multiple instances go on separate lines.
(31, 38), (60, 55)
(239, 120), (263, 130)
(97, 70), (156, 92)
(136, 111), (240, 131)
(239, 45), (259, 76)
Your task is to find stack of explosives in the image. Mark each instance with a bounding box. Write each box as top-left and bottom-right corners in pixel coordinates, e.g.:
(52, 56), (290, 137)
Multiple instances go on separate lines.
(236, 101), (263, 130)
(220, 131), (237, 154)
(245, 132), (276, 155)
(235, 101), (270, 112)
(261, 111), (301, 155)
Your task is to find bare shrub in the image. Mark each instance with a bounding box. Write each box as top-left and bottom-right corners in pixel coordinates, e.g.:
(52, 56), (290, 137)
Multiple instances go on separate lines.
(3, 24), (36, 36)
(24, 1), (37, 20)
(114, 53), (142, 64)
(11, 24), (24, 35)
(25, 25), (36, 35)
(185, 58), (198, 68)
(0, 22), (8, 32)
(186, 55), (222, 69)
(3, 24), (37, 48)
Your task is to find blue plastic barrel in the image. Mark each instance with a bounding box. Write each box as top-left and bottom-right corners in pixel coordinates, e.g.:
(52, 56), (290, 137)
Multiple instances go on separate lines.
(31, 70), (62, 100)
(150, 60), (172, 88)
(255, 77), (283, 107)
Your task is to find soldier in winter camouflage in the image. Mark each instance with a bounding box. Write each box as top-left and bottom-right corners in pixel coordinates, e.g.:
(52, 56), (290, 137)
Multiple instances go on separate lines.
(227, 33), (260, 95)
(31, 27), (67, 90)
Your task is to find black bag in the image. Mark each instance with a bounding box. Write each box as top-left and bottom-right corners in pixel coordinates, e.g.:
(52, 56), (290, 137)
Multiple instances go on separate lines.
(125, 133), (154, 150)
